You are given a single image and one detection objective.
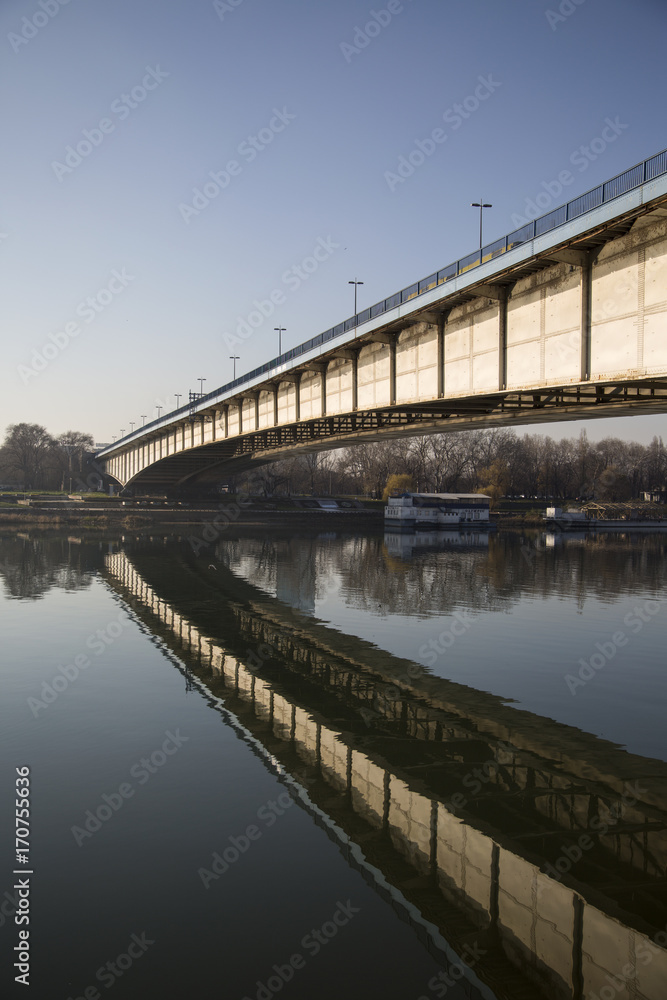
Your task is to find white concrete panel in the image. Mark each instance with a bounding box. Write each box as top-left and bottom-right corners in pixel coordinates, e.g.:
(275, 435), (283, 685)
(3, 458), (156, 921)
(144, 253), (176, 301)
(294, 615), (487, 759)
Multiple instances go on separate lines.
(277, 384), (296, 424)
(590, 317), (637, 376)
(644, 312), (667, 370)
(242, 398), (256, 432)
(507, 339), (541, 388)
(358, 343), (390, 408)
(228, 406), (240, 436)
(472, 348), (498, 392)
(445, 324), (470, 360)
(396, 325), (438, 403)
(258, 391), (273, 429)
(545, 273), (581, 335)
(473, 310), (498, 353)
(593, 255), (638, 321)
(327, 359), (352, 414)
(545, 330), (581, 382)
(445, 357), (471, 395)
(646, 237), (667, 308)
(299, 373), (321, 420)
(508, 289), (541, 345)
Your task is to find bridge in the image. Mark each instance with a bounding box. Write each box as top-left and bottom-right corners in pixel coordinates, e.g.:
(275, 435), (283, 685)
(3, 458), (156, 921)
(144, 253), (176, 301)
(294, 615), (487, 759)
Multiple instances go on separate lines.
(97, 149), (667, 491)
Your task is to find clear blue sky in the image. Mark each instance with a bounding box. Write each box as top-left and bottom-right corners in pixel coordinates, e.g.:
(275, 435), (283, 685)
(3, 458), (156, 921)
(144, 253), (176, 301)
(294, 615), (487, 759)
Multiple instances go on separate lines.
(1, 0), (666, 446)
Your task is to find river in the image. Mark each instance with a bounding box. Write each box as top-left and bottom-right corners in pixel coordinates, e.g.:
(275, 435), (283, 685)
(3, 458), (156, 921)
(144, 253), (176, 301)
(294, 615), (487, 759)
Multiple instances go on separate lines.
(1, 526), (666, 999)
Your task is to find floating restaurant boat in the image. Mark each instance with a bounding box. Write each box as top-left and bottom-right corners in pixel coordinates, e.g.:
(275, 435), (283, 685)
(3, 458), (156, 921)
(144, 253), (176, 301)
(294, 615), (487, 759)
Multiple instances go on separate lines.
(384, 492), (492, 530)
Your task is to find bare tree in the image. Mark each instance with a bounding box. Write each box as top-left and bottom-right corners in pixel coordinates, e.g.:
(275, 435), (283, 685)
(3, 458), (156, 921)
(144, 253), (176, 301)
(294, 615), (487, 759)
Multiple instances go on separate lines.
(1, 424), (56, 489)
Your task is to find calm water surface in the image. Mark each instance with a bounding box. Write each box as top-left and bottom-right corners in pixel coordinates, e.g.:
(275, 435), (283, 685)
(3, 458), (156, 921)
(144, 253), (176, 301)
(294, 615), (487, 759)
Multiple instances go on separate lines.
(1, 527), (666, 1000)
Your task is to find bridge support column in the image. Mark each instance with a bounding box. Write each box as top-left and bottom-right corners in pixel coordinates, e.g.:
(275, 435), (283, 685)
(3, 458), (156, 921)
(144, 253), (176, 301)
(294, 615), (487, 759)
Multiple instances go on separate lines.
(581, 257), (592, 381)
(223, 406), (229, 438)
(272, 387), (278, 426)
(389, 335), (396, 405)
(499, 290), (508, 391)
(352, 351), (358, 410)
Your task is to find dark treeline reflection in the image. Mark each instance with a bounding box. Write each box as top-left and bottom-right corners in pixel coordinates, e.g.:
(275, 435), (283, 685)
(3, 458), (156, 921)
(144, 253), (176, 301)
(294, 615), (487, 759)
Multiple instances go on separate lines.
(212, 530), (667, 617)
(0, 533), (106, 599)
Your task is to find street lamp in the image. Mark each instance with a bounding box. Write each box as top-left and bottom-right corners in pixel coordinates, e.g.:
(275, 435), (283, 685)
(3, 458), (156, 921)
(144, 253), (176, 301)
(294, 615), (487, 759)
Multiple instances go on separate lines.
(471, 198), (492, 249)
(274, 326), (286, 355)
(120, 429), (125, 437)
(230, 355), (240, 379)
(175, 394), (181, 409)
(348, 278), (364, 315)
(156, 406), (162, 418)
(129, 422), (135, 433)
(198, 377), (206, 396)
(141, 415), (147, 426)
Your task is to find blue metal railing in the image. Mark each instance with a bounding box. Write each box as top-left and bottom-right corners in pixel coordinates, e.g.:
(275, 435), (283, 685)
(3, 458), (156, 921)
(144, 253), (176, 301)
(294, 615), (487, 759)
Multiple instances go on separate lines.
(115, 147), (667, 446)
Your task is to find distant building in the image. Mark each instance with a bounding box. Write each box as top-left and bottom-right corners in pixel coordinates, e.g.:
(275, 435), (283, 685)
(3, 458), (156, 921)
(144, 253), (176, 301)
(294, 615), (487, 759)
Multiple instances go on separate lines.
(641, 488), (667, 504)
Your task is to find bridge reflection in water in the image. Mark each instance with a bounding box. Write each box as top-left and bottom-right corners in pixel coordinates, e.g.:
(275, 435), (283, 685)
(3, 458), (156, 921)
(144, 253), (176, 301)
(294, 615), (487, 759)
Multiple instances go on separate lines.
(104, 542), (667, 1000)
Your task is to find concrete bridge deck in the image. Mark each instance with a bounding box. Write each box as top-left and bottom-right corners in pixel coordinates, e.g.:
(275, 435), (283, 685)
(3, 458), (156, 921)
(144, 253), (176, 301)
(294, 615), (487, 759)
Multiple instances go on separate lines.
(98, 150), (667, 490)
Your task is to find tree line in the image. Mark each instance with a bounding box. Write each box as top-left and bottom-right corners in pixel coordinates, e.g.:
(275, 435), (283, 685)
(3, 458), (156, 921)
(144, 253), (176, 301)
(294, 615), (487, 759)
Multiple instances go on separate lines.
(243, 428), (667, 502)
(0, 424), (97, 491)
(2, 421), (665, 502)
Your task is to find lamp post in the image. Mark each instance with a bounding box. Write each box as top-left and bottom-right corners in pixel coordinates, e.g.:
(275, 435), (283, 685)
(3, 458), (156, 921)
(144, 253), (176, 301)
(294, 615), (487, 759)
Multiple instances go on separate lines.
(120, 429), (125, 437)
(471, 198), (492, 249)
(175, 394), (181, 409)
(230, 355), (239, 379)
(141, 415), (147, 426)
(156, 406), (162, 419)
(274, 326), (286, 355)
(348, 278), (364, 315)
(129, 422), (135, 433)
(198, 377), (206, 396)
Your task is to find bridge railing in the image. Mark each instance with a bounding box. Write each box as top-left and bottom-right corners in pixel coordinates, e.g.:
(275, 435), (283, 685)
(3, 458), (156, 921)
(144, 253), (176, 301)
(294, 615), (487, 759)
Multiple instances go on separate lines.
(116, 148), (667, 444)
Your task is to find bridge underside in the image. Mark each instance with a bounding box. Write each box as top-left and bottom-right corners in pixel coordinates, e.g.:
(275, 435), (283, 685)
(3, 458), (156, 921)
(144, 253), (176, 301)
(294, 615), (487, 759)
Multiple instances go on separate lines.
(99, 192), (667, 492)
(118, 379), (667, 490)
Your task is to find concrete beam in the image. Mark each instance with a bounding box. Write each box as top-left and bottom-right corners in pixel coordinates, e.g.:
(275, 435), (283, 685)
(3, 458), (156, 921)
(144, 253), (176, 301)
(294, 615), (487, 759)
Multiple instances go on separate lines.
(470, 284), (508, 301)
(328, 349), (358, 361)
(365, 332), (395, 345)
(545, 248), (592, 267)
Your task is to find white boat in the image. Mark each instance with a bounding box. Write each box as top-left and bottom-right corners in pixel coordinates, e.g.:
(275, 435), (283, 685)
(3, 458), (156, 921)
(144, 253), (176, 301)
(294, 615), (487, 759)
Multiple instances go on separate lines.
(384, 492), (492, 530)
